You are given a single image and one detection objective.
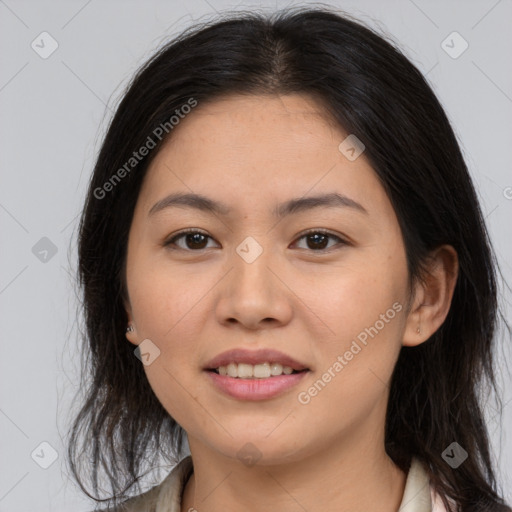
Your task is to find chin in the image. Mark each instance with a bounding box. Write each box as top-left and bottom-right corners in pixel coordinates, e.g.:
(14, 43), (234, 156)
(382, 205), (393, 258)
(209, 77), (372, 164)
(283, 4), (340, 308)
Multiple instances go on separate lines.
(207, 433), (311, 467)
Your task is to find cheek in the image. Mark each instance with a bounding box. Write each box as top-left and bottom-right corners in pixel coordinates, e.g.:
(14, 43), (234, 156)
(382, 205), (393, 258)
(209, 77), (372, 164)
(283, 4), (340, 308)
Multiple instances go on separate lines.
(129, 260), (217, 380)
(295, 285), (404, 443)
(129, 259), (210, 339)
(143, 362), (210, 440)
(300, 252), (407, 345)
(298, 248), (407, 400)
(132, 268), (207, 421)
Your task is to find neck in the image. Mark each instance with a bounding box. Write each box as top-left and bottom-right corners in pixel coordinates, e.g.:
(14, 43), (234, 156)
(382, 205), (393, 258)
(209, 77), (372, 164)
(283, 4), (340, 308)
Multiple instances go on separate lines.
(181, 425), (406, 512)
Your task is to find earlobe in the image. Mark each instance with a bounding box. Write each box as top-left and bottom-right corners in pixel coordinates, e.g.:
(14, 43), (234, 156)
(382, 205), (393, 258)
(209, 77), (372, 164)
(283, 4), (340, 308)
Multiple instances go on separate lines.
(402, 279), (427, 347)
(402, 245), (459, 347)
(125, 322), (138, 345)
(123, 298), (139, 345)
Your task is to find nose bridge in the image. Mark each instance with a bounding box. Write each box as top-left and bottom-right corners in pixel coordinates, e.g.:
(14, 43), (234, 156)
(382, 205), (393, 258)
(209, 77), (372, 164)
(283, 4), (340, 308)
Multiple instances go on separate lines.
(215, 233), (292, 328)
(232, 234), (274, 297)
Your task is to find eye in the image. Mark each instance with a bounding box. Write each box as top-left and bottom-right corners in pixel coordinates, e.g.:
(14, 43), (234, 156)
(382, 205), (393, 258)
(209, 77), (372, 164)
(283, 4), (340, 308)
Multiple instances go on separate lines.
(292, 229), (346, 251)
(164, 229), (347, 252)
(164, 228), (217, 251)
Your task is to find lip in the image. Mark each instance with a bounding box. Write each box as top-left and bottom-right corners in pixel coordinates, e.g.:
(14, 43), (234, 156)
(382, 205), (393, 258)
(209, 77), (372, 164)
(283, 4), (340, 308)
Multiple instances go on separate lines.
(206, 370), (309, 401)
(204, 348), (309, 371)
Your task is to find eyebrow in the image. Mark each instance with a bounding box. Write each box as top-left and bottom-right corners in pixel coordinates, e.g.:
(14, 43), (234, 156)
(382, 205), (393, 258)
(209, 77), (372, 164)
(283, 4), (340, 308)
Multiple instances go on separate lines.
(148, 191), (368, 218)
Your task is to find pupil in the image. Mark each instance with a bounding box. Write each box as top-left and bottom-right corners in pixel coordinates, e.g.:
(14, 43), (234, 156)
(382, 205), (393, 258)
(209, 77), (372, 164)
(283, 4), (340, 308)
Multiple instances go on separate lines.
(308, 233), (327, 250)
(187, 233), (207, 249)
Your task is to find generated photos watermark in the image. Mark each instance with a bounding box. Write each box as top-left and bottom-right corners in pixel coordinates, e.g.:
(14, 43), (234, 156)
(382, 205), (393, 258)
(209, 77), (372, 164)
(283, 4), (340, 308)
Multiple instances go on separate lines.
(297, 301), (403, 405)
(94, 97), (198, 200)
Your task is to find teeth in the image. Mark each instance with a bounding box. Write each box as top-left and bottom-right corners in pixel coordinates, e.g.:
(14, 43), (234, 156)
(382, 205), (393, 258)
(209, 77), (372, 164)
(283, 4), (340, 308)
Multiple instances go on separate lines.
(227, 363), (238, 378)
(254, 363), (270, 378)
(215, 362), (298, 378)
(270, 362), (283, 375)
(238, 363), (253, 378)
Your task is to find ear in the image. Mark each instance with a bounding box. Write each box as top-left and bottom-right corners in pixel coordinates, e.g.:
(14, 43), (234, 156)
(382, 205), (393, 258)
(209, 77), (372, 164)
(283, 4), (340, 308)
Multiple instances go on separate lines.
(123, 296), (138, 346)
(402, 244), (459, 347)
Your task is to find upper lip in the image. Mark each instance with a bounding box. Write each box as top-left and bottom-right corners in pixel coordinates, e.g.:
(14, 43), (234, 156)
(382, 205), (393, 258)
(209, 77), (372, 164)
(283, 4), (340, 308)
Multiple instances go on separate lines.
(204, 348), (309, 371)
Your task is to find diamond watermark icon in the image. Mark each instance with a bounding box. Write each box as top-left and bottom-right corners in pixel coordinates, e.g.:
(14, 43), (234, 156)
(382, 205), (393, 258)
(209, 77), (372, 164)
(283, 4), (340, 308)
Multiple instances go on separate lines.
(32, 237), (58, 263)
(441, 32), (468, 59)
(31, 31), (59, 59)
(134, 338), (161, 366)
(236, 442), (262, 467)
(236, 236), (263, 264)
(31, 441), (59, 469)
(338, 134), (365, 161)
(442, 441), (468, 468)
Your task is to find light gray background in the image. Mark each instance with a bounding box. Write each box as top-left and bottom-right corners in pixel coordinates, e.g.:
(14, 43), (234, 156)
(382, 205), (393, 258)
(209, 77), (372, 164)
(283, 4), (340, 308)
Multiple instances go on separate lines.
(1, 0), (511, 510)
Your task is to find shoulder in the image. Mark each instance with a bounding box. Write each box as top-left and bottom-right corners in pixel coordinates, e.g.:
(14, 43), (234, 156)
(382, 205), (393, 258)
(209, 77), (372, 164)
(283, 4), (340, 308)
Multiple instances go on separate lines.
(91, 486), (160, 512)
(405, 457), (454, 512)
(91, 456), (194, 512)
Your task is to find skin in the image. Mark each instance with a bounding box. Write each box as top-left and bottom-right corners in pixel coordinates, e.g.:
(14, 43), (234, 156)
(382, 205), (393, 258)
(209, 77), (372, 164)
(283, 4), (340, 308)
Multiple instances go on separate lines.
(124, 93), (458, 512)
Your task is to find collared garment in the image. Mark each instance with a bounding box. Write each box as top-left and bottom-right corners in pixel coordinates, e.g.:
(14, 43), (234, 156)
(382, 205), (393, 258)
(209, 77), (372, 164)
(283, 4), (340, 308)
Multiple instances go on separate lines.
(114, 456), (450, 512)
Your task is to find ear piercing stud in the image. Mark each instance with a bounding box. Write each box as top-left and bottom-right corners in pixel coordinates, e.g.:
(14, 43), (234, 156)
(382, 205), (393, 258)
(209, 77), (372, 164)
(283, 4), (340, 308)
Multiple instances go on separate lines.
(126, 324), (134, 333)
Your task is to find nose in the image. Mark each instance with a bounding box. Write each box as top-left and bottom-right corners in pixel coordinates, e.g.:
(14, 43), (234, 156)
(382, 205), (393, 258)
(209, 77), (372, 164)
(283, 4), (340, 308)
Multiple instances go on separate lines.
(214, 243), (293, 331)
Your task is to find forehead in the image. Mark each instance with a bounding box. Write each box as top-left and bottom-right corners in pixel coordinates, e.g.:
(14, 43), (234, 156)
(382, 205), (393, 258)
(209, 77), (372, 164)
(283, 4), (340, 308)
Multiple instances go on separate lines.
(136, 93), (388, 218)
(168, 93), (343, 147)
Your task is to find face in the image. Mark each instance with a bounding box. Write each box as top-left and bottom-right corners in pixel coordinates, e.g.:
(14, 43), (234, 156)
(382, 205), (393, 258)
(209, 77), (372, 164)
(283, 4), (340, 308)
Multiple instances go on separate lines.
(124, 93), (412, 465)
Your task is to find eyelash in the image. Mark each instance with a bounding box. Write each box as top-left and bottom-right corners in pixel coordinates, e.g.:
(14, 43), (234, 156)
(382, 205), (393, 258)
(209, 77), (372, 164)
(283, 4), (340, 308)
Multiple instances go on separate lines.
(163, 228), (348, 253)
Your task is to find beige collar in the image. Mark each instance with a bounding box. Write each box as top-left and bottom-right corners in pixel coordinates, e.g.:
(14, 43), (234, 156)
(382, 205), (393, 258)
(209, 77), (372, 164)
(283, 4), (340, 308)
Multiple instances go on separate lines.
(123, 456), (436, 512)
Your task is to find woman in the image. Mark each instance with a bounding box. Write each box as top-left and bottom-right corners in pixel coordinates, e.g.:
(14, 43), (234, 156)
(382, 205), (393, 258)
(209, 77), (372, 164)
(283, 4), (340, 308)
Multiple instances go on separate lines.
(67, 6), (511, 512)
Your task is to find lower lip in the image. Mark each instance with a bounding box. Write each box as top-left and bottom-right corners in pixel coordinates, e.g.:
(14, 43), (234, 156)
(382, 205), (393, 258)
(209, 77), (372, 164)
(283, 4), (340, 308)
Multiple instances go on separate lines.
(205, 370), (309, 400)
